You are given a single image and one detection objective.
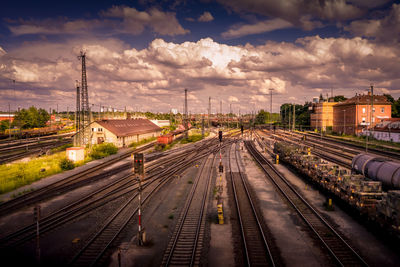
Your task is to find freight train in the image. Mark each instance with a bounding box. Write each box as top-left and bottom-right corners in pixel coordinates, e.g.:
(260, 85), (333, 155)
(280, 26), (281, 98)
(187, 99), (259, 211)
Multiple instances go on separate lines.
(273, 142), (400, 235)
(1, 125), (62, 139)
(157, 129), (185, 146)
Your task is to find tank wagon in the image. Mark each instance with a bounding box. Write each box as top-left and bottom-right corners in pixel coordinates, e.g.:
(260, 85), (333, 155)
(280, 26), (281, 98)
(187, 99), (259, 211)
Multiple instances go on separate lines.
(352, 153), (400, 189)
(273, 141), (400, 234)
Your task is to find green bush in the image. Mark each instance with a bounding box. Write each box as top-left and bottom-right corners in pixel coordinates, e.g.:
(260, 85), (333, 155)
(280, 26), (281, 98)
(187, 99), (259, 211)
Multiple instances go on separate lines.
(59, 158), (75, 170)
(89, 143), (118, 159)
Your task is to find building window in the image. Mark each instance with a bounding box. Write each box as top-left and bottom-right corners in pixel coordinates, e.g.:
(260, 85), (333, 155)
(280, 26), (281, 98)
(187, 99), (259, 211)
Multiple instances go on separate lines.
(92, 128), (95, 132)
(381, 107), (385, 113)
(362, 108), (366, 114)
(362, 117), (366, 123)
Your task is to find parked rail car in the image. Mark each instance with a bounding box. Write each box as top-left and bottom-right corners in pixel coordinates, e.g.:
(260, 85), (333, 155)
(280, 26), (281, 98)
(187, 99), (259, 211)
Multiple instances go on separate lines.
(156, 129), (185, 145)
(352, 153), (400, 189)
(273, 141), (400, 234)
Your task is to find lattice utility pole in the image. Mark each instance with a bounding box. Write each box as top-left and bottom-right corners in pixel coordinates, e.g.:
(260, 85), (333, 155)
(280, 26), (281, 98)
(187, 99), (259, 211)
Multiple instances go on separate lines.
(78, 51), (90, 146)
(184, 89), (188, 139)
(75, 80), (81, 146)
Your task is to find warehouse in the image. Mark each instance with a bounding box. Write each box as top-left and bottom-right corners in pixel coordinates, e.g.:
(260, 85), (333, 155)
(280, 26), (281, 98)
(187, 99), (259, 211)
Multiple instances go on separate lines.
(90, 118), (162, 147)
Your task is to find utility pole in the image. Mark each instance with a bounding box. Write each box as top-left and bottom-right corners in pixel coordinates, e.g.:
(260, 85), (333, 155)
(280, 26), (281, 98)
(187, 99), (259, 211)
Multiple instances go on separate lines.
(269, 88), (274, 129)
(208, 97), (211, 128)
(229, 103), (232, 129)
(220, 100), (222, 127)
(366, 84), (374, 152)
(8, 103), (11, 141)
(75, 80), (81, 146)
(184, 89), (188, 139)
(292, 103), (295, 131)
(288, 105), (291, 131)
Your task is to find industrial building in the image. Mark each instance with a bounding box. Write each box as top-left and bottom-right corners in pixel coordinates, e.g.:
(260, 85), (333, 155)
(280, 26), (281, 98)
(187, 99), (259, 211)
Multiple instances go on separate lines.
(333, 93), (391, 135)
(90, 118), (162, 147)
(310, 102), (337, 131)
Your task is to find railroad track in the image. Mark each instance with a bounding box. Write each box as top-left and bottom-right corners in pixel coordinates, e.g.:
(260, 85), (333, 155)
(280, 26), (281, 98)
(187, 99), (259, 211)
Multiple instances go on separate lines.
(0, 142), (155, 216)
(0, 139), (72, 164)
(69, 138), (226, 266)
(229, 141), (276, 267)
(161, 154), (214, 266)
(303, 131), (400, 161)
(260, 130), (353, 168)
(245, 140), (369, 267)
(0, 140), (220, 249)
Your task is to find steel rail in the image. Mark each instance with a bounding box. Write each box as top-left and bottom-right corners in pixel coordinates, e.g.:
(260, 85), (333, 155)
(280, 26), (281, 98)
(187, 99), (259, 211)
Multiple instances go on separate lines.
(245, 141), (368, 267)
(229, 141), (276, 267)
(70, 139), (224, 266)
(0, 142), (155, 216)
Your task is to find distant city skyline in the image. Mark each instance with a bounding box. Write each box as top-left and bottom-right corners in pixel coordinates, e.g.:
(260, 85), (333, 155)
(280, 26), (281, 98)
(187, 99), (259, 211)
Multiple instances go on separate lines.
(0, 0), (399, 113)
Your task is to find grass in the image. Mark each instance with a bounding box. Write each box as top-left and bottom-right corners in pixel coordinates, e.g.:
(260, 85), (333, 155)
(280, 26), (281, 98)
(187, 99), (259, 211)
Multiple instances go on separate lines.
(168, 214), (174, 220)
(128, 137), (156, 149)
(327, 132), (400, 150)
(0, 152), (66, 194)
(180, 132), (209, 144)
(0, 142), (119, 195)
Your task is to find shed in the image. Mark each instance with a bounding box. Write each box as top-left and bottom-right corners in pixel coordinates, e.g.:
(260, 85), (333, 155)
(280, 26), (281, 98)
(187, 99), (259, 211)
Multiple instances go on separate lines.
(90, 119), (162, 147)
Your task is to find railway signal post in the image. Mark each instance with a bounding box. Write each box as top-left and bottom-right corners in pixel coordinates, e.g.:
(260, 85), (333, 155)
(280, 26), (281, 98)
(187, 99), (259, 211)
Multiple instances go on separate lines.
(34, 205), (41, 263)
(133, 153), (145, 246)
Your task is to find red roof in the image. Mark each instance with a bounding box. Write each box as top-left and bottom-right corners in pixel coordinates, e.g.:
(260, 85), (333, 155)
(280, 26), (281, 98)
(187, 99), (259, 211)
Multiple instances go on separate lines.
(96, 119), (161, 137)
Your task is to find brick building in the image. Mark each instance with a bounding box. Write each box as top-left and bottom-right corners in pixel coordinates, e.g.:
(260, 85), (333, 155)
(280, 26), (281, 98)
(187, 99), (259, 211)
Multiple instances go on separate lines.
(90, 118), (162, 147)
(333, 93), (391, 135)
(310, 102), (337, 131)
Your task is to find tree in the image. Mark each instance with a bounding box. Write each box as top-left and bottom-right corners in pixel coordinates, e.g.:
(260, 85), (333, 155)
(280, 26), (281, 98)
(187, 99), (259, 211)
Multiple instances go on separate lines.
(255, 109), (268, 124)
(384, 94), (395, 103)
(333, 95), (347, 102)
(12, 106), (50, 129)
(393, 97), (400, 118)
(0, 120), (10, 132)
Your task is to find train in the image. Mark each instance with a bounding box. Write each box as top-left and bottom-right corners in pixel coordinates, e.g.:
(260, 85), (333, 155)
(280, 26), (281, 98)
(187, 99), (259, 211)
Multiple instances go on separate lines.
(1, 125), (63, 139)
(273, 142), (400, 235)
(352, 154), (400, 189)
(157, 129), (185, 145)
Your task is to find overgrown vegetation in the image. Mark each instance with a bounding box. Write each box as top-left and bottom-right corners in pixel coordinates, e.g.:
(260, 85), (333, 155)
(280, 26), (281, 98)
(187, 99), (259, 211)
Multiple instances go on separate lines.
(59, 158), (75, 170)
(128, 137), (156, 149)
(0, 152), (66, 194)
(89, 143), (118, 159)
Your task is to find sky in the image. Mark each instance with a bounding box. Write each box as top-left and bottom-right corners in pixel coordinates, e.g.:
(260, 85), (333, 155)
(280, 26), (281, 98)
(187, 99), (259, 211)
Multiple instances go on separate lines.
(0, 0), (399, 114)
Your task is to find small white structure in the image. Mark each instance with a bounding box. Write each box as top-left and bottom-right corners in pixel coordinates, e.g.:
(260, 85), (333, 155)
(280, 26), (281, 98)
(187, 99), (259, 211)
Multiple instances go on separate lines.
(150, 120), (170, 127)
(66, 147), (85, 162)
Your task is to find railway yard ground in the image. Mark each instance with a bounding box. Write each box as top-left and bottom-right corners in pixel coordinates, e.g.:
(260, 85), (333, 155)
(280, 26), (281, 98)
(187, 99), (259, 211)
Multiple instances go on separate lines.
(0, 129), (399, 266)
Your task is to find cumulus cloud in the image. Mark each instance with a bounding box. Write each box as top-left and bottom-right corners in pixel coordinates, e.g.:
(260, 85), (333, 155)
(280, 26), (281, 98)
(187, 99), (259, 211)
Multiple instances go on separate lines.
(1, 36), (399, 112)
(198, 11), (214, 22)
(345, 3), (400, 43)
(217, 0), (364, 29)
(7, 5), (189, 36)
(222, 18), (293, 38)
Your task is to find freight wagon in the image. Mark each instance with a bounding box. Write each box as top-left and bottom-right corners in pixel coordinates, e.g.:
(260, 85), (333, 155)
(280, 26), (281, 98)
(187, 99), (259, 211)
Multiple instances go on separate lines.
(273, 142), (400, 235)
